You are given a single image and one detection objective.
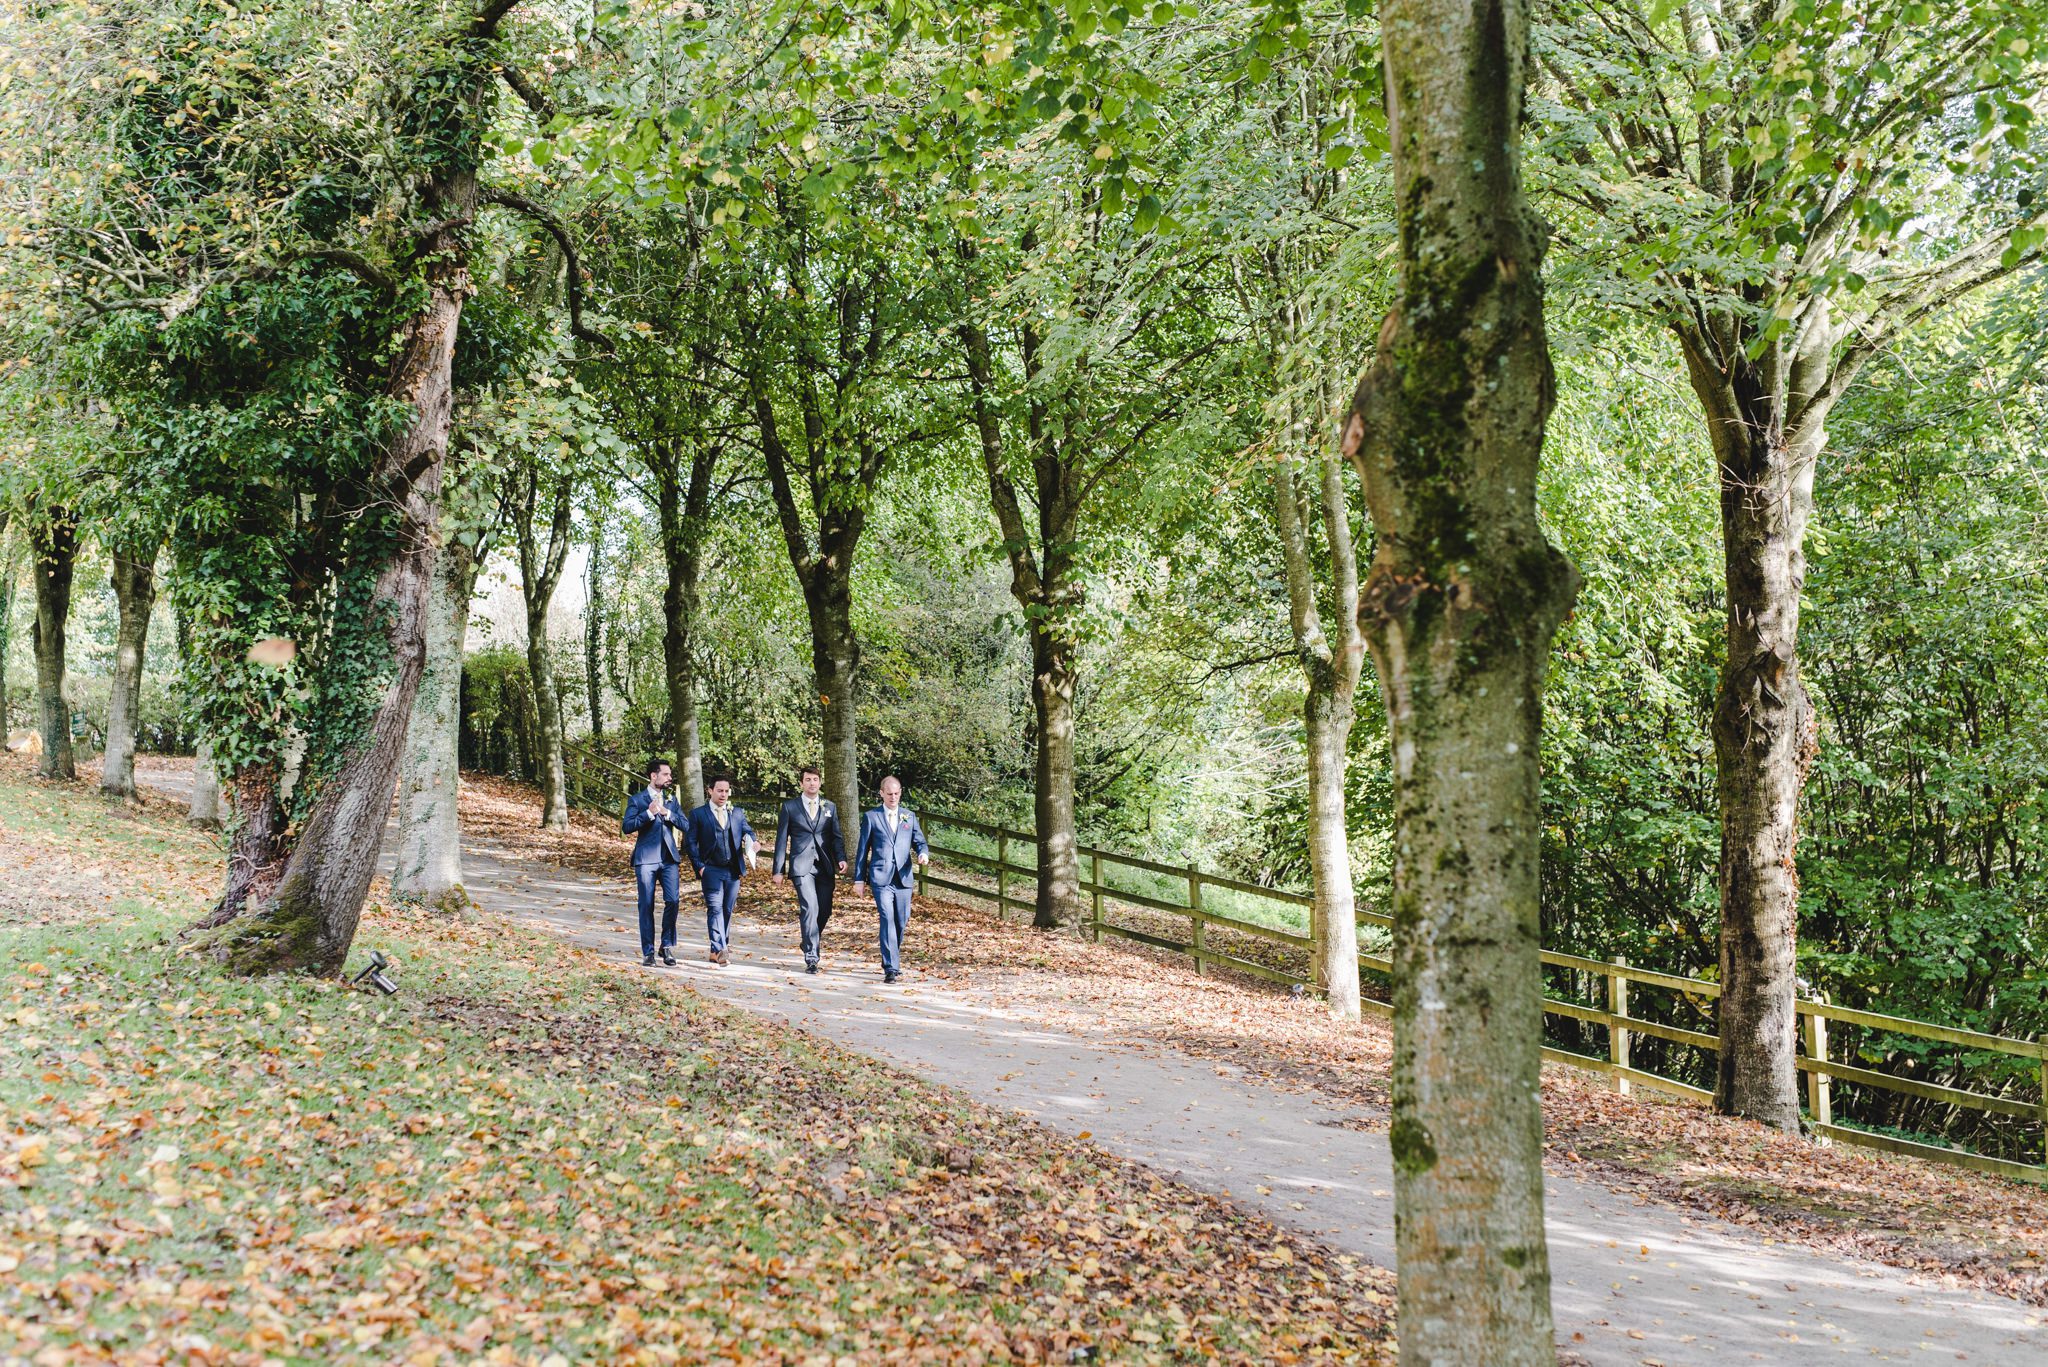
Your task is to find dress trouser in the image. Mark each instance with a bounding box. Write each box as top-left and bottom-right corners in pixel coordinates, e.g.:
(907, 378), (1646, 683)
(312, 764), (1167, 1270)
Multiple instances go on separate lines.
(701, 866), (740, 953)
(793, 869), (835, 964)
(634, 861), (681, 957)
(872, 882), (913, 975)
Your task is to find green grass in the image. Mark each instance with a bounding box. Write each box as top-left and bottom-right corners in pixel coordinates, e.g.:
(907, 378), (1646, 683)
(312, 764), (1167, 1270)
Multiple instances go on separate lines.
(0, 766), (1391, 1364)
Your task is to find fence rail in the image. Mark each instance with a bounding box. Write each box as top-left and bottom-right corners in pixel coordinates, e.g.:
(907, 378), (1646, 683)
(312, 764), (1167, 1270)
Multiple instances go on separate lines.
(555, 743), (2047, 1184)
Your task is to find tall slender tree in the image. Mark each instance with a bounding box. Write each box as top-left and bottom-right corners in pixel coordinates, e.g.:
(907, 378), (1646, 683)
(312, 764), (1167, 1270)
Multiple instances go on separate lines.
(1540, 0), (2048, 1128)
(510, 460), (576, 830)
(100, 531), (162, 800)
(27, 503), (78, 781)
(1342, 0), (1575, 1357)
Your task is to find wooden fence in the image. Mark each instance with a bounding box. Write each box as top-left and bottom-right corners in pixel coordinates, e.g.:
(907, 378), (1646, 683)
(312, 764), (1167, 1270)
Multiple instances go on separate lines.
(557, 742), (2048, 1184)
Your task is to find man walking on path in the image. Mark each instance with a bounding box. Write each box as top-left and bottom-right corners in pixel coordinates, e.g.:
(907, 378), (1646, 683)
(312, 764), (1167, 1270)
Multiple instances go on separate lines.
(685, 776), (756, 966)
(621, 759), (684, 967)
(853, 776), (928, 983)
(773, 764), (846, 974)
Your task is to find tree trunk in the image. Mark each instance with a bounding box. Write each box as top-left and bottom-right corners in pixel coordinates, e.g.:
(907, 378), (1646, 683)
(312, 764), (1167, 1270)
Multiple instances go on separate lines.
(1273, 445), (1365, 1020)
(101, 541), (159, 801)
(1681, 344), (1823, 1133)
(585, 518), (604, 748)
(29, 510), (76, 781)
(205, 149), (477, 975)
(527, 602), (568, 829)
(1340, 1), (1573, 1358)
(516, 469), (574, 832)
(654, 444), (716, 808)
(1303, 689), (1360, 1015)
(807, 571), (861, 824)
(192, 765), (288, 928)
(0, 557), (14, 735)
(1029, 621), (1084, 929)
(189, 737), (223, 828)
(392, 536), (476, 906)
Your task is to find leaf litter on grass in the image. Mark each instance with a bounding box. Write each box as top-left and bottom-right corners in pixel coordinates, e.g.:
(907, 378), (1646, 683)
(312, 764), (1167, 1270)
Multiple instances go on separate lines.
(0, 759), (1394, 1365)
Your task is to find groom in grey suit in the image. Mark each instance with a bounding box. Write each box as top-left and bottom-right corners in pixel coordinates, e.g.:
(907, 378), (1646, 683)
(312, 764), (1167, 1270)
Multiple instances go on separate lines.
(772, 764), (846, 974)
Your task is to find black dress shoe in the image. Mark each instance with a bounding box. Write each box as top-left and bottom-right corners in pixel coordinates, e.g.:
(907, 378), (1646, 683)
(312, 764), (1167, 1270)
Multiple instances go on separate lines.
(660, 950), (678, 966)
(805, 961), (820, 975)
(642, 953), (656, 967)
(884, 970), (900, 983)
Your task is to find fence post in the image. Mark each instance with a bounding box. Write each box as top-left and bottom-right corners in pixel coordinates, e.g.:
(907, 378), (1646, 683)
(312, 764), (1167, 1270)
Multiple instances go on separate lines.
(997, 829), (1009, 920)
(2036, 1039), (2047, 1172)
(1608, 956), (1631, 1096)
(1090, 851), (1103, 943)
(1189, 872), (1205, 974)
(1804, 1001), (1833, 1132)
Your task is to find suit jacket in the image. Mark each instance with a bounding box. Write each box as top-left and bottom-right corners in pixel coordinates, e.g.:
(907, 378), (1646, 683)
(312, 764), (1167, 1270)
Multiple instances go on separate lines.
(774, 795), (845, 878)
(685, 803), (756, 878)
(621, 788), (683, 867)
(854, 805), (928, 889)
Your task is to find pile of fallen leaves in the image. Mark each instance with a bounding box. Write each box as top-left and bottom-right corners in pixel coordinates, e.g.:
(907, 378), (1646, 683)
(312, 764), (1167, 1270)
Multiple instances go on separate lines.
(0, 760), (1394, 1364)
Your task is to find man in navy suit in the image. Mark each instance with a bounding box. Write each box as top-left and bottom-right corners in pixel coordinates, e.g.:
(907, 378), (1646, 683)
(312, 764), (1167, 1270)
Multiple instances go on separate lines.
(685, 775), (756, 966)
(772, 764), (846, 974)
(621, 758), (685, 967)
(853, 775), (929, 983)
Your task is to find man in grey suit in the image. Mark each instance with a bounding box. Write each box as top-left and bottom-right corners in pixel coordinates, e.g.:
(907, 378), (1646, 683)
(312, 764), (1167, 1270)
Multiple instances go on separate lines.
(853, 775), (929, 984)
(772, 764), (846, 974)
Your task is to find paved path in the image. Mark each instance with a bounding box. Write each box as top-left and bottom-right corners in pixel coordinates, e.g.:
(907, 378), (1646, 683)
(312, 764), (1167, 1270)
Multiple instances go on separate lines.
(138, 768), (2048, 1365)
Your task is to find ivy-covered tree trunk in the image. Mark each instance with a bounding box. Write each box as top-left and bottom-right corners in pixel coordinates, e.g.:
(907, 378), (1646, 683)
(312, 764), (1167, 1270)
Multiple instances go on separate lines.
(194, 766), (287, 927)
(1273, 445), (1364, 1019)
(207, 45), (487, 973)
(392, 536), (477, 906)
(654, 442), (717, 808)
(29, 509), (77, 781)
(1679, 335), (1830, 1132)
(1341, 1), (1574, 1359)
(100, 539), (160, 801)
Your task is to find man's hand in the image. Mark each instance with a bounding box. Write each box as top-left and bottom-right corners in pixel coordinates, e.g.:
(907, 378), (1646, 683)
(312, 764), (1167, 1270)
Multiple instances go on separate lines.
(836, 860), (847, 874)
(771, 873), (784, 885)
(918, 853), (930, 867)
(853, 880), (865, 895)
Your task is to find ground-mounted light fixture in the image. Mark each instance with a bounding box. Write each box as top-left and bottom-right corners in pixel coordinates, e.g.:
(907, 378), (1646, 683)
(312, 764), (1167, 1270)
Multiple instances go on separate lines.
(350, 950), (399, 996)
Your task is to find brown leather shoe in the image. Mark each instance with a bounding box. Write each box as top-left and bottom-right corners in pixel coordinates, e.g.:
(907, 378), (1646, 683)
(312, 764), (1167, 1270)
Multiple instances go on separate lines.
(714, 950), (729, 966)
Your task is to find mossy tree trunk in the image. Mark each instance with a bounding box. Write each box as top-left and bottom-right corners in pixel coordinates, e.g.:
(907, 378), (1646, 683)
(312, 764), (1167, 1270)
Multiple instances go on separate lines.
(29, 507), (77, 781)
(101, 536), (160, 801)
(1340, 1), (1575, 1358)
(392, 535), (479, 905)
(1677, 330), (1834, 1132)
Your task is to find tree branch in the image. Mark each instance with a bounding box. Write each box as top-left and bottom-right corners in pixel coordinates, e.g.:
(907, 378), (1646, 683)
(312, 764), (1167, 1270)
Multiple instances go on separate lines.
(478, 184), (611, 350)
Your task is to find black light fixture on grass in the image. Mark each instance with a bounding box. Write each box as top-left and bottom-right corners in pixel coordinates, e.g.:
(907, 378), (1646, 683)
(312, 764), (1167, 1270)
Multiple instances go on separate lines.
(350, 950), (399, 996)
